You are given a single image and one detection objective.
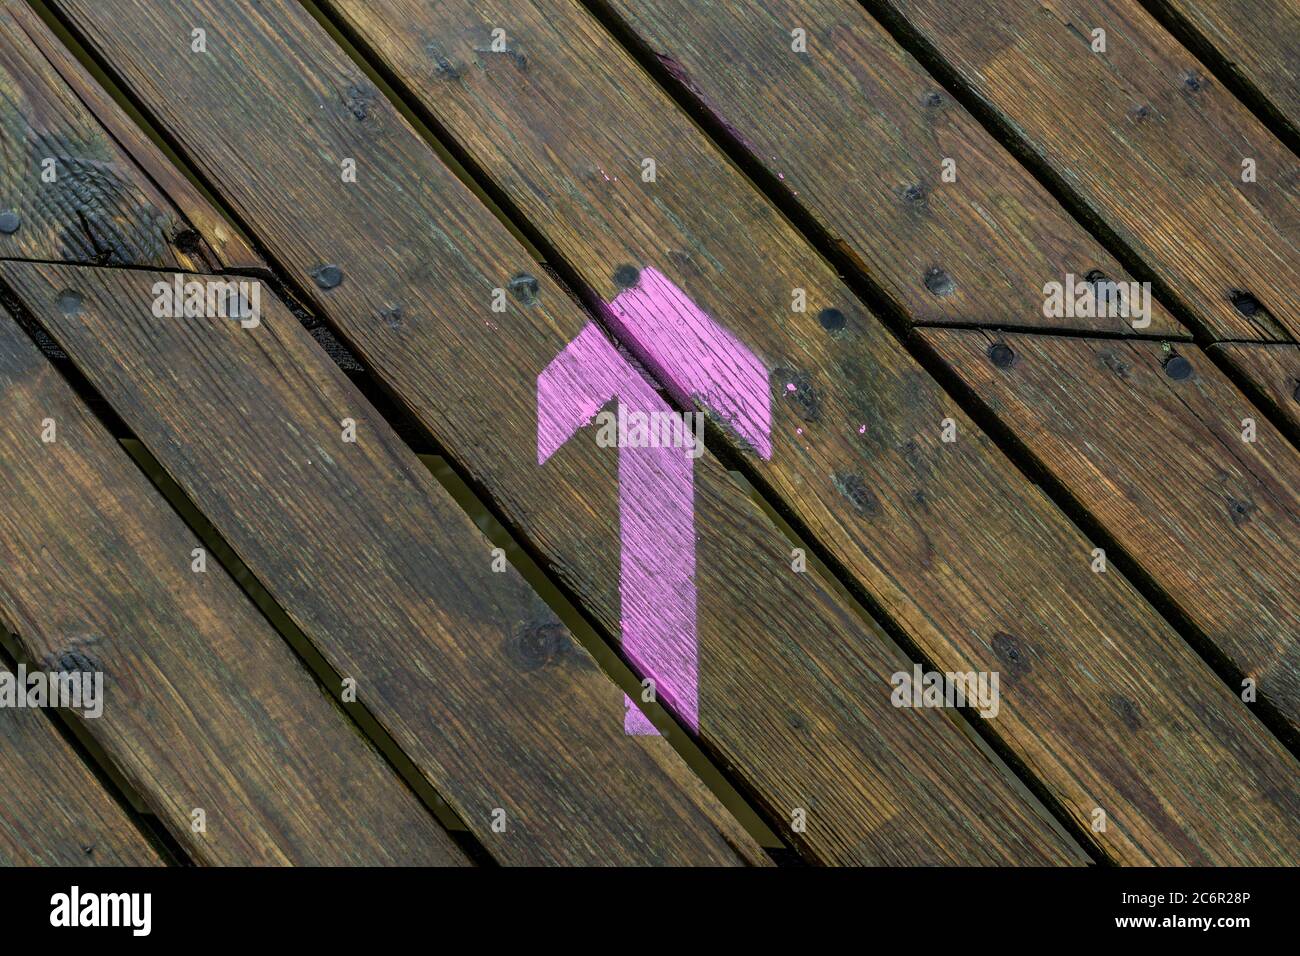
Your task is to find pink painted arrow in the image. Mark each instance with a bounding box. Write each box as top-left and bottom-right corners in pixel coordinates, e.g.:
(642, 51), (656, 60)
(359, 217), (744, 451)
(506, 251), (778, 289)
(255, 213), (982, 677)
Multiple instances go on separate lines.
(538, 268), (770, 735)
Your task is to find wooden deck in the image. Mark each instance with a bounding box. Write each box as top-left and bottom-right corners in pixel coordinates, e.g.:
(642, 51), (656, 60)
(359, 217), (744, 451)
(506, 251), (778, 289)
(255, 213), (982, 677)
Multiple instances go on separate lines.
(0, 0), (1296, 866)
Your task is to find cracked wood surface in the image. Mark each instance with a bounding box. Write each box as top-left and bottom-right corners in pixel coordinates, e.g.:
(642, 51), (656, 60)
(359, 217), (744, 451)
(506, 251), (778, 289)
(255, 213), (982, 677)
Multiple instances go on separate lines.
(0, 0), (256, 271)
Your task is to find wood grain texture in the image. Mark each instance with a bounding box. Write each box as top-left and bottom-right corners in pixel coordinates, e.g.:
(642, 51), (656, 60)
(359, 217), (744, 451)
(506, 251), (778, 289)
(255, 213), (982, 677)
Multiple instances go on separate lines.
(592, 0), (1183, 337)
(920, 328), (1300, 737)
(45, 0), (1094, 866)
(863, 0), (1300, 344)
(1212, 341), (1300, 435)
(0, 294), (467, 866)
(1144, 0), (1300, 143)
(305, 0), (1300, 863)
(5, 260), (769, 867)
(0, 669), (163, 866)
(0, 0), (256, 271)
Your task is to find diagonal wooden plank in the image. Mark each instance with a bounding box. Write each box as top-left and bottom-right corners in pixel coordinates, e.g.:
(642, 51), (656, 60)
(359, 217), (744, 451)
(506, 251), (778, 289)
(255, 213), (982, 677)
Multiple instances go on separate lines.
(920, 328), (1300, 738)
(0, 0), (367, 373)
(55, 0), (1300, 868)
(590, 0), (1184, 337)
(568, 0), (1300, 748)
(0, 294), (467, 865)
(0, 667), (163, 866)
(1212, 341), (1300, 436)
(0, 0), (255, 271)
(854, 0), (1300, 346)
(1142, 0), (1300, 146)
(36, 0), (1092, 866)
(3, 259), (770, 867)
(298, 0), (1300, 863)
(580, 0), (1300, 454)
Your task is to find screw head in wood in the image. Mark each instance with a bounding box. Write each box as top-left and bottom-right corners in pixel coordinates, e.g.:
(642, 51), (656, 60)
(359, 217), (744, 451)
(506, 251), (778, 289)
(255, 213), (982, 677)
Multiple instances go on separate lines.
(988, 343), (1015, 368)
(508, 272), (539, 305)
(612, 264), (640, 289)
(56, 290), (83, 314)
(0, 210), (20, 234)
(311, 264), (344, 290)
(818, 307), (846, 331)
(923, 267), (955, 296)
(1163, 354), (1193, 380)
(1229, 289), (1262, 317)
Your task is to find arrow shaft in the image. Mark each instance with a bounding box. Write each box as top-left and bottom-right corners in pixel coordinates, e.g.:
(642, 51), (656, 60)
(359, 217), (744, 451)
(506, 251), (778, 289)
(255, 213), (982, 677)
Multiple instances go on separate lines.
(619, 422), (697, 734)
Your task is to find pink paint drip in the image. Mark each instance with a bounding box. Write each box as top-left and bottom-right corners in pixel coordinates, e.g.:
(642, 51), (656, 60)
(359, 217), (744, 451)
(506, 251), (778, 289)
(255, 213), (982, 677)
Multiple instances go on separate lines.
(537, 268), (770, 736)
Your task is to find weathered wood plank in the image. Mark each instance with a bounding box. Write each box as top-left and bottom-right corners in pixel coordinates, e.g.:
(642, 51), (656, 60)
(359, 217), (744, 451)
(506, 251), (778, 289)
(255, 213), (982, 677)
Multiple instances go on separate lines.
(301, 0), (1300, 863)
(4, 260), (770, 867)
(920, 328), (1300, 738)
(1212, 341), (1300, 435)
(0, 0), (256, 271)
(1143, 0), (1300, 145)
(46, 0), (1092, 866)
(590, 0), (1183, 337)
(857, 0), (1300, 345)
(0, 296), (468, 866)
(0, 669), (163, 866)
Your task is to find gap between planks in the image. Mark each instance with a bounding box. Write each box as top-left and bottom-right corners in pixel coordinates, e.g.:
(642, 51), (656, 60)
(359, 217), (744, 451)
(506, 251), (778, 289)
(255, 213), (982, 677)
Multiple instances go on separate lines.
(0, 274), (484, 863)
(1135, 0), (1300, 157)
(35, 0), (1097, 868)
(19, 1), (785, 858)
(0, 629), (187, 865)
(913, 327), (1300, 757)
(301, 0), (1097, 860)
(573, 0), (1300, 759)
(21, 0), (265, 267)
(116, 442), (480, 847)
(313, 0), (1300, 800)
(840, 0), (1300, 451)
(3, 264), (779, 863)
